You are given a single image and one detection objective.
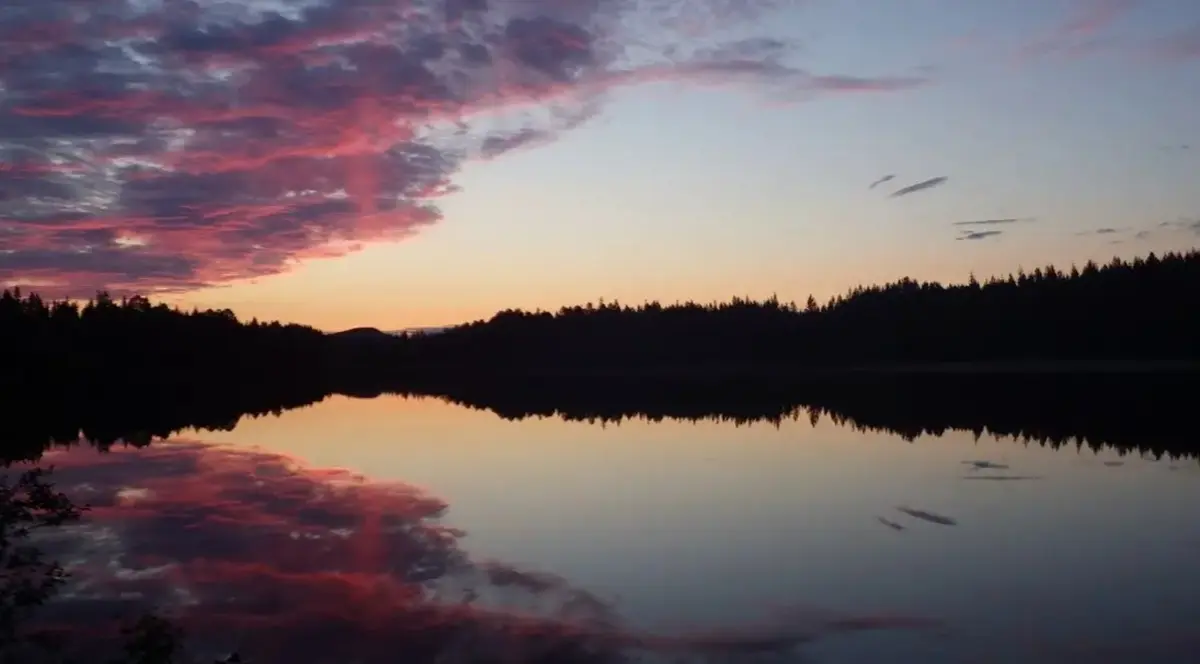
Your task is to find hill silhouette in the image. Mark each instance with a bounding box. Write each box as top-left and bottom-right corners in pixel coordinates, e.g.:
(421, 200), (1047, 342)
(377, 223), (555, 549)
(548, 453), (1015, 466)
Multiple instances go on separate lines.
(329, 326), (394, 341)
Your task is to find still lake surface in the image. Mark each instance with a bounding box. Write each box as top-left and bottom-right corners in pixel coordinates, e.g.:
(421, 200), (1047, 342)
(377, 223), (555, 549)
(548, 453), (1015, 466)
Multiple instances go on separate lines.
(31, 394), (1200, 662)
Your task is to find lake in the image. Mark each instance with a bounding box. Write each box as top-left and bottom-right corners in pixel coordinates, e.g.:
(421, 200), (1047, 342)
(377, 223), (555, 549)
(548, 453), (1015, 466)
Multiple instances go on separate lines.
(16, 393), (1200, 663)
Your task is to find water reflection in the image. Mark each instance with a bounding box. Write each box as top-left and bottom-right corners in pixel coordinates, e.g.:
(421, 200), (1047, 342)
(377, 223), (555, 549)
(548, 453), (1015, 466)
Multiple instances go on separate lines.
(894, 506), (958, 527)
(23, 442), (604, 662)
(395, 371), (1200, 459)
(6, 372), (1197, 462)
(961, 474), (1042, 481)
(16, 442), (942, 663)
(1, 374), (1198, 663)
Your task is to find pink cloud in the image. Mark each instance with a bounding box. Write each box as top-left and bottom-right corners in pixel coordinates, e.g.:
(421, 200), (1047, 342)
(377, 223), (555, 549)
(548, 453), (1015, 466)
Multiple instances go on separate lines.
(0, 0), (925, 298)
(1151, 24), (1200, 61)
(1015, 0), (1141, 63)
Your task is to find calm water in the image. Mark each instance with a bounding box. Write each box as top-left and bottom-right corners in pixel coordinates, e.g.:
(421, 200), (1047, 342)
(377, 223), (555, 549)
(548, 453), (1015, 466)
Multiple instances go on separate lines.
(25, 395), (1200, 662)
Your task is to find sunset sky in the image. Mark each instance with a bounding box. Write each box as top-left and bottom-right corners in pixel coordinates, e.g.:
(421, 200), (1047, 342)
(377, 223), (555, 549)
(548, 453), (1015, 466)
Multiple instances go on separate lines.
(1, 0), (1198, 331)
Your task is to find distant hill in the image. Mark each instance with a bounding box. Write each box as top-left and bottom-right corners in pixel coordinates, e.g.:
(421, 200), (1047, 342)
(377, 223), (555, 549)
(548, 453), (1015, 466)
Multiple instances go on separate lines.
(328, 326), (450, 340)
(385, 326), (449, 337)
(328, 327), (396, 341)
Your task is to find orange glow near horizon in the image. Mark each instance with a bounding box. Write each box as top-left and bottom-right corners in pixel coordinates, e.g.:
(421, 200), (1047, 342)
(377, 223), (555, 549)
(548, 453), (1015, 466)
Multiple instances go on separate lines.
(4, 2), (1198, 331)
(158, 226), (1195, 331)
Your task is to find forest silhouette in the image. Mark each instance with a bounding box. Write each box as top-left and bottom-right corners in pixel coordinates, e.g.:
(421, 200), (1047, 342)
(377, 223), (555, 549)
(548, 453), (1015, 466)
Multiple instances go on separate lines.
(3, 248), (1200, 460)
(1, 289), (337, 396)
(390, 249), (1200, 374)
(4, 249), (1199, 392)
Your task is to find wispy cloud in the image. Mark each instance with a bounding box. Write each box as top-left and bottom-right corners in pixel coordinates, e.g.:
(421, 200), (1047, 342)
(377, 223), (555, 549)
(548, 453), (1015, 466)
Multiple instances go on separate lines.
(1159, 218), (1200, 234)
(961, 475), (1042, 481)
(1016, 0), (1141, 63)
(1075, 226), (1128, 236)
(1076, 224), (1164, 241)
(956, 230), (1003, 241)
(868, 174), (895, 190)
(477, 99), (601, 161)
(890, 176), (949, 198)
(0, 0), (925, 297)
(952, 217), (1036, 227)
(1150, 23), (1200, 61)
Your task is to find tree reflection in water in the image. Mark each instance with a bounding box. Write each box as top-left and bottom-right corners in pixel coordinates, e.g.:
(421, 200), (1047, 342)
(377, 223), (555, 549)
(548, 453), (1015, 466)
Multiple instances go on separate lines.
(4, 443), (942, 663)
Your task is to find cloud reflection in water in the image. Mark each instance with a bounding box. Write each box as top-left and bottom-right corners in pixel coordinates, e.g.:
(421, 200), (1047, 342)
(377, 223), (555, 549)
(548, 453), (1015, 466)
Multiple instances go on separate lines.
(27, 441), (941, 663)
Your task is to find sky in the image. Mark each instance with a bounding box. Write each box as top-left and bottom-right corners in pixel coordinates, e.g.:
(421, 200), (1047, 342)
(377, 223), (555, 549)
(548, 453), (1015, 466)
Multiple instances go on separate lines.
(1, 0), (1198, 331)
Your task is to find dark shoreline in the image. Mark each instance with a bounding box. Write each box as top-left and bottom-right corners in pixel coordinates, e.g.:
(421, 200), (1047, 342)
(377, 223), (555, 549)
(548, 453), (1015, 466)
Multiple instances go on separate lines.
(392, 359), (1200, 381)
(4, 365), (1199, 463)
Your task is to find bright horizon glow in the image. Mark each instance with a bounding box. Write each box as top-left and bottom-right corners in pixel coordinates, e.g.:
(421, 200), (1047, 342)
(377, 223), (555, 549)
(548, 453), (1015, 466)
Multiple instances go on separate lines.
(2, 1), (1198, 332)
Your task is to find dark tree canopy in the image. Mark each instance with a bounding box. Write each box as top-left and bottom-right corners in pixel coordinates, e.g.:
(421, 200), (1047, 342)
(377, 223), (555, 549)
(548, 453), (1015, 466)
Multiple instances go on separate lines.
(0, 290), (333, 395)
(392, 249), (1200, 373)
(5, 249), (1199, 392)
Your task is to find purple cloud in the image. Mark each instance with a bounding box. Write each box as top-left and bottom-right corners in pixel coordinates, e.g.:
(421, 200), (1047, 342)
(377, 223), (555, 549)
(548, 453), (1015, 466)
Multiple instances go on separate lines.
(0, 0), (928, 298)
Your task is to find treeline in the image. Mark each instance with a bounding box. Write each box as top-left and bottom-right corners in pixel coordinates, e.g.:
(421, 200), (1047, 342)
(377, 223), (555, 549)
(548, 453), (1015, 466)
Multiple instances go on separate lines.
(3, 248), (1199, 416)
(0, 289), (419, 414)
(391, 249), (1200, 373)
(0, 290), (337, 393)
(4, 249), (1200, 394)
